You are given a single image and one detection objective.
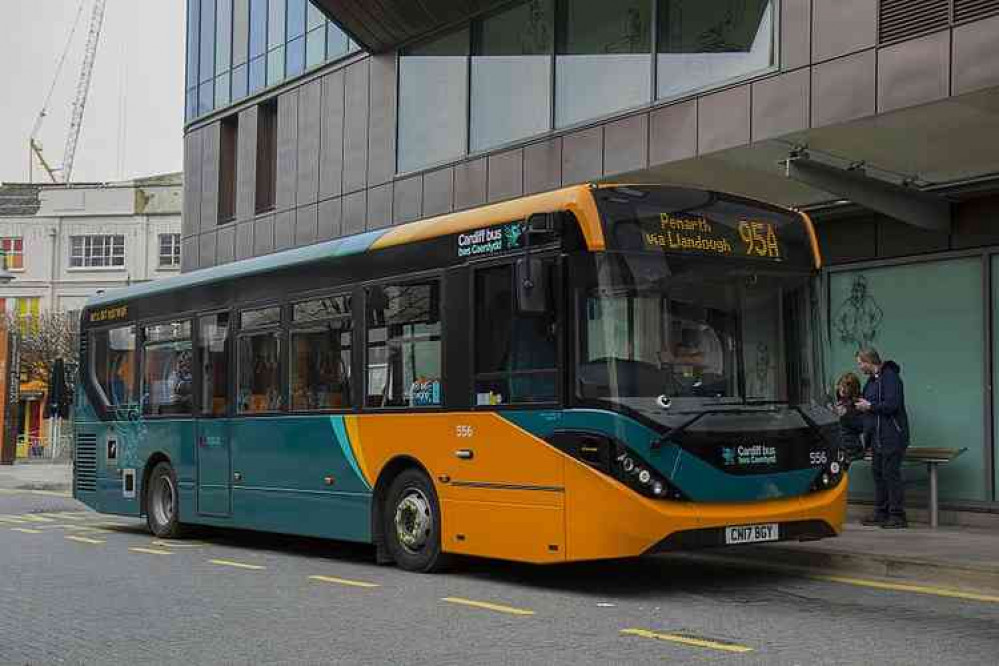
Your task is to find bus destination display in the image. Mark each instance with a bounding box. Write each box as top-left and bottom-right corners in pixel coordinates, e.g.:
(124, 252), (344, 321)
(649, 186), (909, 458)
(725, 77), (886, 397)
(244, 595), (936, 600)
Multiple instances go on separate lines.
(642, 213), (785, 261)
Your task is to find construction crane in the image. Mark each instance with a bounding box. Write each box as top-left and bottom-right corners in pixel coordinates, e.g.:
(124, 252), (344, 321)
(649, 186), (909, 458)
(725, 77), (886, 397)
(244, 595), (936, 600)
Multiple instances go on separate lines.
(29, 0), (107, 184)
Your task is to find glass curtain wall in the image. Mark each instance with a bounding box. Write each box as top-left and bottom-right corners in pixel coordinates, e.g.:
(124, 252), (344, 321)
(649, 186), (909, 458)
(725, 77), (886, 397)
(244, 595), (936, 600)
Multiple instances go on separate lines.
(397, 0), (777, 174)
(186, 0), (361, 122)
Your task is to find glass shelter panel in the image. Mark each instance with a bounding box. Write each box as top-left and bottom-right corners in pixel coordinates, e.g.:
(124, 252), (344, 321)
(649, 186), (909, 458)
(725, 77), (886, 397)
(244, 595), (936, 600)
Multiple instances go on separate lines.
(830, 258), (986, 502)
(657, 0), (775, 100)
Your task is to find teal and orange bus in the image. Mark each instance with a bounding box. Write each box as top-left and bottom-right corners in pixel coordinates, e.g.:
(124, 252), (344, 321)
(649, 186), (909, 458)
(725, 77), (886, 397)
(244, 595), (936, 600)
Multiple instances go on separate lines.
(74, 184), (846, 572)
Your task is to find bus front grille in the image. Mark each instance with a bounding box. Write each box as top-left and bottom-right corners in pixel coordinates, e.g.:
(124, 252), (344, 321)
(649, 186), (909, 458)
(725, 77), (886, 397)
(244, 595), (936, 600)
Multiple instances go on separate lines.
(75, 432), (97, 493)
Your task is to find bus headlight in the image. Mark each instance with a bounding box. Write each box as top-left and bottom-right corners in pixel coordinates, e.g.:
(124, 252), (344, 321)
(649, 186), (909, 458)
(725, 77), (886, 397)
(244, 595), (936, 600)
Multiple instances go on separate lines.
(614, 448), (687, 500)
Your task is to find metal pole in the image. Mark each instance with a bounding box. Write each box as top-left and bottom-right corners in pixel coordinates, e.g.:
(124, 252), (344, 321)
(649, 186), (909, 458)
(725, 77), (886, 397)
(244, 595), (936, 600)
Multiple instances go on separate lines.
(929, 462), (939, 529)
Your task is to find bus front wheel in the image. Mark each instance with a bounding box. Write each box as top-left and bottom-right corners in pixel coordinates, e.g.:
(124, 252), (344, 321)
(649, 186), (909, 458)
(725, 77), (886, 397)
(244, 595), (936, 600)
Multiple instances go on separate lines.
(146, 462), (183, 538)
(383, 469), (448, 573)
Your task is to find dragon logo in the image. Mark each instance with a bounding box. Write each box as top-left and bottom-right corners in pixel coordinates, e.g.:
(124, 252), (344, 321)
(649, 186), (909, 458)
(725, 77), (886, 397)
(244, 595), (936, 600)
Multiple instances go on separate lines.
(721, 447), (736, 466)
(504, 223), (524, 249)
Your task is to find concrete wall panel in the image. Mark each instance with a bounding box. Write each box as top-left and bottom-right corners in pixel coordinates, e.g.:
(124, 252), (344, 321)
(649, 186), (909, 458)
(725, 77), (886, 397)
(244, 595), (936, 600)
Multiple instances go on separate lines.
(343, 191), (367, 235)
(183, 130), (202, 237)
(367, 183), (394, 230)
(562, 127), (603, 185)
(752, 69), (810, 142)
(368, 54), (398, 187)
(275, 90), (299, 210)
(235, 220), (255, 260)
(199, 230), (218, 268)
(236, 106), (258, 221)
(216, 225), (235, 264)
(181, 236), (199, 271)
(200, 122), (220, 231)
(811, 0), (877, 62)
(811, 50), (876, 128)
(423, 168), (454, 217)
(296, 203), (318, 246)
(274, 210), (295, 251)
(953, 14), (999, 96)
(343, 60), (370, 193)
(649, 101), (697, 165)
(604, 114), (648, 176)
(487, 150), (523, 203)
(393, 176), (423, 223)
(454, 158), (487, 210)
(878, 30), (950, 114)
(318, 197), (342, 241)
(698, 85), (751, 154)
(320, 70), (345, 199)
(253, 214), (275, 255)
(781, 0), (811, 71)
(524, 138), (561, 195)
(297, 80), (322, 206)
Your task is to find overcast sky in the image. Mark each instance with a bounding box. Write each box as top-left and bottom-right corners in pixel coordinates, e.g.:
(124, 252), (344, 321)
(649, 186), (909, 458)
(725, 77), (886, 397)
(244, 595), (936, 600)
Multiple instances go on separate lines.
(0, 0), (185, 185)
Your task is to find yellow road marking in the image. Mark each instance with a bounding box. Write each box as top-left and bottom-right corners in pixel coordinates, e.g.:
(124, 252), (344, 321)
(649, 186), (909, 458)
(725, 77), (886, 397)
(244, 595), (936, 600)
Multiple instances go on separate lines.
(19, 515), (55, 523)
(309, 575), (380, 589)
(0, 516), (30, 524)
(11, 527), (43, 534)
(65, 535), (105, 545)
(809, 574), (999, 604)
(151, 540), (204, 548)
(621, 629), (753, 654)
(130, 547), (173, 556)
(209, 559), (266, 571)
(441, 597), (535, 616)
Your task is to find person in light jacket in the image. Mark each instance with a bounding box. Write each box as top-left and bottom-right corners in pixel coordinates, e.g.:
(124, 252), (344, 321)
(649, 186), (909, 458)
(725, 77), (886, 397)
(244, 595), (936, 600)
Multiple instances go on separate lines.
(856, 348), (910, 529)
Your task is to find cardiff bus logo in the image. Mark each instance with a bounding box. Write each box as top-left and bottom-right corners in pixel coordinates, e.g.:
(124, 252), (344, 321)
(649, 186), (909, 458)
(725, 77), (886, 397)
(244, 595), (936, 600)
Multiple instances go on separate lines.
(721, 447), (736, 466)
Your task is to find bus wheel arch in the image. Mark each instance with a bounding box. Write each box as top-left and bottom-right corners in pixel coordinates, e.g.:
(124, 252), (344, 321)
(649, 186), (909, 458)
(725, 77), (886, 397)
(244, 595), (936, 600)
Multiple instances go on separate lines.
(371, 457), (448, 571)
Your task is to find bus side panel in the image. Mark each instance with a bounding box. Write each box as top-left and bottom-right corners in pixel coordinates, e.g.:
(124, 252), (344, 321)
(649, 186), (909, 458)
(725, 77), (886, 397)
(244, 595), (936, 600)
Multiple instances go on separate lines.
(346, 413), (567, 563)
(227, 416), (372, 542)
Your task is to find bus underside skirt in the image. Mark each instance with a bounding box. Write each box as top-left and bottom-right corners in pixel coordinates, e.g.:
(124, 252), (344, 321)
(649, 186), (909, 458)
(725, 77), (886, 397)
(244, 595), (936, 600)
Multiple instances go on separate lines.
(643, 519), (837, 555)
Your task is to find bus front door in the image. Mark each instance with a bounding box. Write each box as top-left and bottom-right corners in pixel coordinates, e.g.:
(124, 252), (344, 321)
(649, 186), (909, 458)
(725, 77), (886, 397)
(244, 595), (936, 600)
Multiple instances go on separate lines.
(196, 419), (232, 516)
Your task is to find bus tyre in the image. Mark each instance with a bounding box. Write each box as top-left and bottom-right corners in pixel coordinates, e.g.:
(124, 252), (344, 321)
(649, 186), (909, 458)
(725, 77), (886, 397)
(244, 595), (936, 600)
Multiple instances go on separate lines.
(146, 462), (183, 538)
(384, 469), (448, 573)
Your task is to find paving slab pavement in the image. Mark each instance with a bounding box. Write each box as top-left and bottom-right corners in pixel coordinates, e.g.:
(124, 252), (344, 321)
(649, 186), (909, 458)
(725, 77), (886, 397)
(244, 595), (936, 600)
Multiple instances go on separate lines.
(0, 461), (72, 492)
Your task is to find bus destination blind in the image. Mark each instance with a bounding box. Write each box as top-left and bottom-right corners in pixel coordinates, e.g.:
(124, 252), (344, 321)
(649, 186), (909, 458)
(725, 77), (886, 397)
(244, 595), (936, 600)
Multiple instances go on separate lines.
(641, 213), (786, 262)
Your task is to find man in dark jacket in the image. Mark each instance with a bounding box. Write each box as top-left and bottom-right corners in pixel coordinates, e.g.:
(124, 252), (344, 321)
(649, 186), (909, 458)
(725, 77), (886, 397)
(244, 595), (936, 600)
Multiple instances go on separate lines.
(856, 348), (910, 529)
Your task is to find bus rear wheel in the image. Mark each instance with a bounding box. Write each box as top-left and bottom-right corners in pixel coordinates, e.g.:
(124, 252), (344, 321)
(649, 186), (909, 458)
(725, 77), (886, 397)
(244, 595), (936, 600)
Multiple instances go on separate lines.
(383, 469), (448, 573)
(146, 462), (183, 538)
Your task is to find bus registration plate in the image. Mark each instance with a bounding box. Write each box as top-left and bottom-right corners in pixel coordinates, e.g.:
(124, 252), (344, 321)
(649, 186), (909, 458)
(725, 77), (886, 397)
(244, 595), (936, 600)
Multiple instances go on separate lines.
(724, 523), (779, 545)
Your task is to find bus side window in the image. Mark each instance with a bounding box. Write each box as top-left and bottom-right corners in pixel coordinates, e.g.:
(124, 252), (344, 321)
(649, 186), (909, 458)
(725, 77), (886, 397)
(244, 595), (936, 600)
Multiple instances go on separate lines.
(365, 282), (442, 408)
(199, 313), (230, 416)
(142, 320), (194, 416)
(92, 325), (138, 410)
(473, 262), (558, 406)
(289, 295), (352, 411)
(236, 306), (284, 413)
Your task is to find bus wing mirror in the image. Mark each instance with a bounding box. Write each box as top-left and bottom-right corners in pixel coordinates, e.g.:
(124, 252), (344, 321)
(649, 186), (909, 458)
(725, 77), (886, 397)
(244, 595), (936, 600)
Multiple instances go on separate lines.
(515, 257), (548, 315)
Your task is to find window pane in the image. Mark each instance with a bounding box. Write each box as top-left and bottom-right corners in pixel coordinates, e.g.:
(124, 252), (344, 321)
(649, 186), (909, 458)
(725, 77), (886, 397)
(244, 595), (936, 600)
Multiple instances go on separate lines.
(93, 326), (137, 408)
(470, 0), (552, 152)
(233, 0), (249, 64)
(286, 36), (305, 76)
(232, 63), (248, 99)
(306, 26), (325, 68)
(186, 87), (198, 121)
(216, 0), (233, 75)
(475, 265), (513, 374)
(657, 0), (774, 100)
(187, 0), (201, 88)
(249, 55), (266, 92)
(241, 306), (281, 328)
(143, 341), (194, 416)
(293, 295), (351, 322)
(326, 21), (348, 59)
(366, 283), (442, 408)
(238, 332), (283, 412)
(268, 0), (286, 48)
(291, 325), (351, 410)
(286, 0), (305, 39)
(306, 2), (324, 30)
(555, 0), (651, 127)
(215, 72), (231, 107)
(199, 79), (215, 115)
(249, 0), (267, 57)
(200, 313), (230, 416)
(145, 320), (191, 343)
(199, 0), (216, 82)
(267, 46), (285, 86)
(398, 28), (469, 173)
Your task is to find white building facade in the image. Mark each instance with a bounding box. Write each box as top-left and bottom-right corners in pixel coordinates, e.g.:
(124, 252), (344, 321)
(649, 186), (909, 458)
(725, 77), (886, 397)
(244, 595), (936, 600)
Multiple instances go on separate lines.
(0, 174), (183, 316)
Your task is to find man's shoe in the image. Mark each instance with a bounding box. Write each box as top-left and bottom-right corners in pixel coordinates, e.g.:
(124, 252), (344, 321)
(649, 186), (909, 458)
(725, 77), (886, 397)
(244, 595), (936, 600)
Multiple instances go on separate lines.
(881, 517), (908, 529)
(861, 514), (887, 526)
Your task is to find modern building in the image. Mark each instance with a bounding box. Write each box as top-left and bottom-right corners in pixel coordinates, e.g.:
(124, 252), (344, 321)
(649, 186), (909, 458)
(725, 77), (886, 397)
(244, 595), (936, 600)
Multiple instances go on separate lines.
(0, 173), (183, 455)
(182, 1), (999, 519)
